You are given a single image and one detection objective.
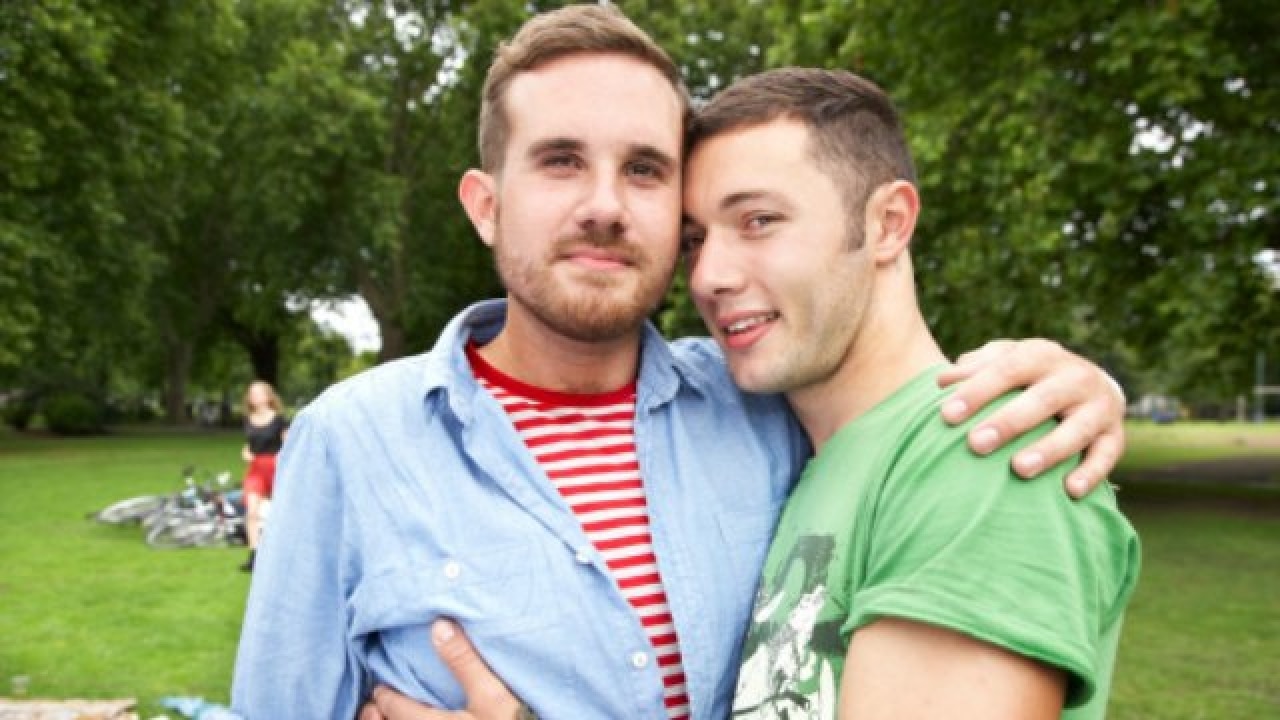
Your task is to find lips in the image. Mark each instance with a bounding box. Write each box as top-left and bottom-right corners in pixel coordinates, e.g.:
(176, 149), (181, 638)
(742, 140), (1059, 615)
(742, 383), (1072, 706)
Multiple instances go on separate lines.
(565, 247), (633, 269)
(724, 312), (779, 335)
(715, 310), (779, 351)
(556, 234), (640, 272)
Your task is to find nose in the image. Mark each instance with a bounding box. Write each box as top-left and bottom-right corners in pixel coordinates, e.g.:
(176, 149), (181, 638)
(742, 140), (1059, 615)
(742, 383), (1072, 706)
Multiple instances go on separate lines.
(574, 170), (627, 236)
(689, 227), (745, 301)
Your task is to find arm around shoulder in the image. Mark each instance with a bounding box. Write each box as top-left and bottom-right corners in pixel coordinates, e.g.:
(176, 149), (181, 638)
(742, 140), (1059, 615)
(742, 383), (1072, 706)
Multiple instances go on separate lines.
(842, 408), (1138, 717)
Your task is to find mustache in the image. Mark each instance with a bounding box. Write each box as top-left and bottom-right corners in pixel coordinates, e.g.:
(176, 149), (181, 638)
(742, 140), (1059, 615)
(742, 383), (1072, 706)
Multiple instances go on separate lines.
(554, 228), (644, 265)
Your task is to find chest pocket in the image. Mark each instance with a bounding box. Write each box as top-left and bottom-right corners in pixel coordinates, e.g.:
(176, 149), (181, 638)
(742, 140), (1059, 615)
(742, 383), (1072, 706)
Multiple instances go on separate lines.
(349, 543), (566, 639)
(358, 543), (583, 708)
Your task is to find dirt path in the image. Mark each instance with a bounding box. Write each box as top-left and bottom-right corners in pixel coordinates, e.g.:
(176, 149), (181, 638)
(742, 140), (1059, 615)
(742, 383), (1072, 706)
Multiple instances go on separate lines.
(1120, 455), (1280, 487)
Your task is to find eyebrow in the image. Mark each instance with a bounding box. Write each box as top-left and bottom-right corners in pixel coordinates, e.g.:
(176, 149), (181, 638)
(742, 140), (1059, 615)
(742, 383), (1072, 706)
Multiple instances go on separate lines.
(527, 137), (584, 158)
(719, 190), (776, 212)
(525, 137), (677, 174)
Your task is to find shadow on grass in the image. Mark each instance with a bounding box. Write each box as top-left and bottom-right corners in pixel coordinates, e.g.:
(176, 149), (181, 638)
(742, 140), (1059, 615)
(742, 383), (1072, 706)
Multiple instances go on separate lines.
(1114, 457), (1280, 517)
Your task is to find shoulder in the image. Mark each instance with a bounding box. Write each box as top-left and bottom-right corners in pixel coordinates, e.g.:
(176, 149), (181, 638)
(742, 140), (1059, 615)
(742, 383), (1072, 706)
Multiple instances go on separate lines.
(844, 386), (1138, 707)
(298, 354), (432, 429)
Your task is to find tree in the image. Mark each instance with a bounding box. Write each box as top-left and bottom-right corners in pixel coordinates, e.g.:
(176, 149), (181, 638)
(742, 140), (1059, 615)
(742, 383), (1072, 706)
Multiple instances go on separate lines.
(684, 0), (1280, 400)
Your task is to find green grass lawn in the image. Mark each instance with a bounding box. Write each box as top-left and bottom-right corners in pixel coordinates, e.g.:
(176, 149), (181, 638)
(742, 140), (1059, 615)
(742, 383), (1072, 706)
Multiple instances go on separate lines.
(1118, 420), (1280, 472)
(1, 422), (1278, 717)
(0, 429), (249, 715)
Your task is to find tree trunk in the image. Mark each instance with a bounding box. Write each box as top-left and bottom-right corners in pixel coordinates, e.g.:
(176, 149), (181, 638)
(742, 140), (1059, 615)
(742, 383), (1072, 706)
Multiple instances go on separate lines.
(163, 341), (193, 424)
(244, 333), (280, 386)
(378, 321), (407, 363)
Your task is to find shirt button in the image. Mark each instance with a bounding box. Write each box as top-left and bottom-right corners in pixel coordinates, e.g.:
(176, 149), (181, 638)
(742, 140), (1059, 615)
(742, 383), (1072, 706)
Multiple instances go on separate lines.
(443, 560), (461, 580)
(574, 547), (591, 564)
(630, 651), (649, 669)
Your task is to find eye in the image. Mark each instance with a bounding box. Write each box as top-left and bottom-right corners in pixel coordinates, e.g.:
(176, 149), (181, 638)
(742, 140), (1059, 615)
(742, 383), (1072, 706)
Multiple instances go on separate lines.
(542, 153), (582, 171)
(744, 213), (782, 232)
(626, 159), (666, 182)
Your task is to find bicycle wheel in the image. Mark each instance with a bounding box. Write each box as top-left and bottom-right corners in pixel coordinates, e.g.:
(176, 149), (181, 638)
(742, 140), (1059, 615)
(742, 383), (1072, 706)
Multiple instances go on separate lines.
(92, 495), (167, 525)
(146, 518), (220, 549)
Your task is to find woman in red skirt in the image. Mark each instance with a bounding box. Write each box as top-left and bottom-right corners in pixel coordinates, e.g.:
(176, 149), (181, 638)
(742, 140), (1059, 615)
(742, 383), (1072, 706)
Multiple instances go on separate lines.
(240, 381), (288, 572)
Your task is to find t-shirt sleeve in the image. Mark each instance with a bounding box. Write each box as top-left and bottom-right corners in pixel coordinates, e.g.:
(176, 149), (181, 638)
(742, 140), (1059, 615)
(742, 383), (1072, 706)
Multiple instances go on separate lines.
(840, 400), (1140, 707)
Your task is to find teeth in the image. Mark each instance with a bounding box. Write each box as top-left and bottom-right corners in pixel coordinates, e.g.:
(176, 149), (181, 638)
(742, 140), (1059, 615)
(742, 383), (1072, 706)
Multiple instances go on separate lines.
(725, 313), (778, 334)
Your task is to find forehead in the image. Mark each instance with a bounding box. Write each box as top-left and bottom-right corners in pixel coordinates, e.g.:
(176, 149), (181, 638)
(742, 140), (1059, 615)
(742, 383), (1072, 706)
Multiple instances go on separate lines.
(503, 53), (683, 158)
(684, 120), (831, 215)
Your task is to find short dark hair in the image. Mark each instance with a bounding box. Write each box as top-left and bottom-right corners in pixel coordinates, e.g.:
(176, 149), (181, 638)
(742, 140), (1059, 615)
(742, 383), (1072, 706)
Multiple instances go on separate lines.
(479, 4), (690, 173)
(687, 68), (917, 247)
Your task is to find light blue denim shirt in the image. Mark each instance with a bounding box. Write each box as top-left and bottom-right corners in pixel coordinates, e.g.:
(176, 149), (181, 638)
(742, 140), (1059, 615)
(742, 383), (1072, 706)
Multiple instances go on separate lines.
(232, 300), (808, 720)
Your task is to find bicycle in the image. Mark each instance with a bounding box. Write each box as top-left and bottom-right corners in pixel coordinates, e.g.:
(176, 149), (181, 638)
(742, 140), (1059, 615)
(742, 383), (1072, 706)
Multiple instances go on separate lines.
(144, 470), (246, 549)
(86, 465), (210, 527)
(89, 493), (168, 525)
(88, 466), (246, 549)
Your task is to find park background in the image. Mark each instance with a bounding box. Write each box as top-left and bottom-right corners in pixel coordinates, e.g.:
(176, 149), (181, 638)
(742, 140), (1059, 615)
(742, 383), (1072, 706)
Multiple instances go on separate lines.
(1, 0), (1278, 717)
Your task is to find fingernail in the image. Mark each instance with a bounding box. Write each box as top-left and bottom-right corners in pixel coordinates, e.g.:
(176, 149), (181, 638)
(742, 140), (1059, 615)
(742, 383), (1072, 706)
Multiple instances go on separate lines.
(432, 619), (456, 645)
(1068, 475), (1088, 498)
(942, 399), (968, 422)
(1015, 451), (1043, 477)
(972, 426), (999, 453)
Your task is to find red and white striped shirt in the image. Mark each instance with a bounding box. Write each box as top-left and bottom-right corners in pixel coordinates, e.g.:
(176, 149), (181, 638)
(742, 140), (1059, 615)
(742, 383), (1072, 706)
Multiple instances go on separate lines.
(468, 344), (690, 719)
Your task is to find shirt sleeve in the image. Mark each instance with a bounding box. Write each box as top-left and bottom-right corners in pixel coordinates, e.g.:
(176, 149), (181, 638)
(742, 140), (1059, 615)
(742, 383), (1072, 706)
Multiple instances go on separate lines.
(232, 407), (366, 719)
(841, 405), (1139, 707)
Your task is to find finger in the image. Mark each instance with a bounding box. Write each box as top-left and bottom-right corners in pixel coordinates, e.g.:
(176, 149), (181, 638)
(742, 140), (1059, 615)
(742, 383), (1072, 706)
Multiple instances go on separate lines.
(944, 339), (1067, 425)
(952, 339), (1015, 369)
(432, 619), (522, 717)
(971, 368), (1089, 457)
(936, 340), (1015, 389)
(371, 685), (450, 720)
(357, 700), (386, 720)
(941, 348), (1047, 429)
(1063, 429), (1126, 499)
(1007, 390), (1107, 480)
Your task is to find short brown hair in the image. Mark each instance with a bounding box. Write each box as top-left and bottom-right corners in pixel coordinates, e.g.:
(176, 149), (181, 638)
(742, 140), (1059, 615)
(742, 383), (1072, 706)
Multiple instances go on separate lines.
(478, 4), (690, 173)
(687, 68), (917, 247)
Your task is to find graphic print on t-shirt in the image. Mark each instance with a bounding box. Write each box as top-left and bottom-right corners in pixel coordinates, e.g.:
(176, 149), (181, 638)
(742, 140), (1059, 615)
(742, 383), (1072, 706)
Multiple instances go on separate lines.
(733, 533), (845, 720)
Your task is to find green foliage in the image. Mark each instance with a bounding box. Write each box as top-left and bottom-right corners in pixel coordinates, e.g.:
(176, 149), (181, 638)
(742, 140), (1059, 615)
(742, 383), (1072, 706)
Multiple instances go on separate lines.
(279, 312), (366, 404)
(1, 393), (37, 431)
(762, 0), (1279, 399)
(41, 391), (105, 435)
(2, 0), (1275, 411)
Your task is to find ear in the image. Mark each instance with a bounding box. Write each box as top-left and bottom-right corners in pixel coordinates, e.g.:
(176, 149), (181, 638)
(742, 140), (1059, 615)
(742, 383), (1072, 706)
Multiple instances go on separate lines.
(458, 169), (499, 247)
(865, 180), (919, 265)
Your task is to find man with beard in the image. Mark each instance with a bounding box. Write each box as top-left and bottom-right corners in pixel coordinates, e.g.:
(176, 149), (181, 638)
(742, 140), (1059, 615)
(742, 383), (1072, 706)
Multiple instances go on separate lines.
(233, 6), (1128, 720)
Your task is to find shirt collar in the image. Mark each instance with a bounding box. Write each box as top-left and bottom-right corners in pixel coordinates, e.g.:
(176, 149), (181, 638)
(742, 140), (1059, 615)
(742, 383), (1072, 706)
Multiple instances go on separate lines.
(420, 299), (695, 423)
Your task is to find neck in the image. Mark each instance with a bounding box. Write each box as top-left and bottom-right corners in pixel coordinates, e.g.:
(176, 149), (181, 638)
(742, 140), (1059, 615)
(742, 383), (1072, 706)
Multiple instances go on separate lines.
(787, 288), (945, 453)
(478, 298), (643, 394)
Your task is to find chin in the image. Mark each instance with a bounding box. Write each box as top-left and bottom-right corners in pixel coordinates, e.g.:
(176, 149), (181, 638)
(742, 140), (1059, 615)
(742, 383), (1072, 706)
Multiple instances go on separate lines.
(728, 365), (785, 396)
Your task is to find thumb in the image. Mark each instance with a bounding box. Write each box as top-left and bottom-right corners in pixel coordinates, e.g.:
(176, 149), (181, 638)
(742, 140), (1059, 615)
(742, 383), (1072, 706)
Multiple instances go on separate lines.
(431, 619), (523, 719)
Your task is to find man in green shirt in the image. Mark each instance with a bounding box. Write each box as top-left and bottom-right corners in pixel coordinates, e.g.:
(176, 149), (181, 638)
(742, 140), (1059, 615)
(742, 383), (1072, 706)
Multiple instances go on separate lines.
(680, 68), (1140, 719)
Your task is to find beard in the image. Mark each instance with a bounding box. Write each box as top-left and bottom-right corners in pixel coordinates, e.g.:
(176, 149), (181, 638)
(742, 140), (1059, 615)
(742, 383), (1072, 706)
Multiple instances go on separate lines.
(492, 224), (676, 343)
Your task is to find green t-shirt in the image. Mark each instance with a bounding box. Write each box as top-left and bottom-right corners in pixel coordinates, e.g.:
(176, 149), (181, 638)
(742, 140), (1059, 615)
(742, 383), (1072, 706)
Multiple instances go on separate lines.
(732, 367), (1140, 719)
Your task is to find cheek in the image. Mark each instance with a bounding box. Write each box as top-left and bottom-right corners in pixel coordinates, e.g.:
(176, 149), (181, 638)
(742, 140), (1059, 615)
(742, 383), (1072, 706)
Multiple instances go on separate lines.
(633, 190), (682, 233)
